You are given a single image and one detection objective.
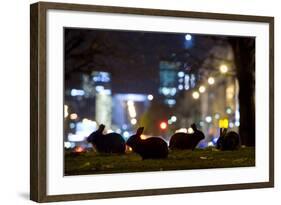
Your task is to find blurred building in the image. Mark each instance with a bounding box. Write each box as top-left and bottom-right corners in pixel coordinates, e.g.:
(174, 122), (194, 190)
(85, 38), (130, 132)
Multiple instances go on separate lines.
(64, 70), (153, 147)
(173, 43), (240, 147)
(198, 45), (240, 145)
(159, 61), (196, 107)
(92, 71), (112, 129)
(112, 93), (150, 138)
(200, 75), (239, 142)
(64, 71), (113, 147)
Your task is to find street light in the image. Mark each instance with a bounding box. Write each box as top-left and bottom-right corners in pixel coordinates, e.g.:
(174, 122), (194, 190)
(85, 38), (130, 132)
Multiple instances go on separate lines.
(226, 107), (232, 114)
(147, 94), (154, 101)
(70, 113), (78, 120)
(171, 116), (177, 122)
(185, 34), (192, 41)
(219, 64), (228, 74)
(192, 91), (200, 99)
(205, 116), (212, 123)
(208, 77), (215, 85)
(131, 118), (137, 125)
(199, 85), (206, 93)
(177, 71), (185, 78)
(214, 113), (220, 120)
(123, 131), (130, 138)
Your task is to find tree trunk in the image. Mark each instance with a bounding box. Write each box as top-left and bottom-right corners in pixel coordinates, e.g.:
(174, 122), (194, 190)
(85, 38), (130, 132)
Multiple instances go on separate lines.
(229, 38), (255, 146)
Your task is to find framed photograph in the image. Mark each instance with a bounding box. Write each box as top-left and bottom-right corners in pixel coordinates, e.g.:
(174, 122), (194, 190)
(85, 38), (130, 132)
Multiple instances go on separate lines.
(30, 1), (274, 202)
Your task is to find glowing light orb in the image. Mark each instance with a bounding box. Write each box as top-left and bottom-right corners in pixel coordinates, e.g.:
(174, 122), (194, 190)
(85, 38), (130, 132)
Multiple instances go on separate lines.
(208, 77), (215, 85)
(185, 34), (192, 41)
(192, 91), (200, 99)
(235, 121), (240, 127)
(147, 94), (154, 101)
(160, 122), (167, 130)
(64, 142), (71, 149)
(171, 116), (177, 122)
(70, 113), (78, 120)
(214, 113), (220, 120)
(205, 116), (212, 123)
(187, 127), (194, 134)
(219, 64), (228, 74)
(178, 71), (185, 78)
(226, 108), (232, 114)
(74, 146), (84, 153)
(199, 86), (206, 93)
(123, 131), (130, 138)
(130, 118), (137, 125)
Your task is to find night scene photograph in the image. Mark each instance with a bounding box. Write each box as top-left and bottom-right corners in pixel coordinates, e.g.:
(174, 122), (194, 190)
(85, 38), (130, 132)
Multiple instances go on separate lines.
(63, 28), (255, 176)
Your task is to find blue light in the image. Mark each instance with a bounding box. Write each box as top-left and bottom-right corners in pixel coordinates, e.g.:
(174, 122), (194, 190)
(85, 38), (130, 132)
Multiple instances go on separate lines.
(212, 137), (219, 144)
(92, 72), (110, 83)
(161, 87), (170, 96)
(95, 85), (104, 92)
(170, 88), (177, 96)
(115, 94), (147, 102)
(71, 89), (85, 96)
(122, 124), (128, 130)
(69, 123), (75, 129)
(184, 75), (190, 90)
(178, 71), (185, 78)
(123, 131), (130, 139)
(178, 84), (184, 90)
(166, 99), (176, 105)
(64, 141), (72, 149)
(185, 34), (192, 41)
(190, 74), (196, 88)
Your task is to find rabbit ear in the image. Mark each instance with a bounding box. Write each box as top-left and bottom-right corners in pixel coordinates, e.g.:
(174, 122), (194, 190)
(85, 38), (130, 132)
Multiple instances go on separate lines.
(223, 128), (228, 135)
(191, 123), (197, 131)
(98, 124), (105, 132)
(136, 127), (144, 135)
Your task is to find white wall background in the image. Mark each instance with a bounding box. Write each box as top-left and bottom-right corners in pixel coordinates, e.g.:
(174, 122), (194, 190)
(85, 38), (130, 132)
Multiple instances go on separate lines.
(0, 0), (279, 204)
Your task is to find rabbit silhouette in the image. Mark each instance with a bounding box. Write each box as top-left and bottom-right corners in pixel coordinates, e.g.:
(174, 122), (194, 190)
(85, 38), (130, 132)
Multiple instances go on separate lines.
(216, 128), (240, 150)
(169, 123), (205, 150)
(126, 127), (168, 160)
(87, 124), (126, 154)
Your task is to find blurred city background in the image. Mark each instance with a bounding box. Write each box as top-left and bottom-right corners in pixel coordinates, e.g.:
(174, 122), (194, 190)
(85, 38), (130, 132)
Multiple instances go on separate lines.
(64, 28), (255, 152)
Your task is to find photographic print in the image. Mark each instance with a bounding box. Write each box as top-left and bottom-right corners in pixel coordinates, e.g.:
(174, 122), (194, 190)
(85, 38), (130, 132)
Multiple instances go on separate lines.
(30, 2), (274, 202)
(63, 28), (255, 176)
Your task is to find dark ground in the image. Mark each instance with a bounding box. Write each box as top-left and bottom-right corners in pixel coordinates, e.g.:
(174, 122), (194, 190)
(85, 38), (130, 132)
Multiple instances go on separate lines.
(64, 147), (255, 176)
(65, 147), (255, 175)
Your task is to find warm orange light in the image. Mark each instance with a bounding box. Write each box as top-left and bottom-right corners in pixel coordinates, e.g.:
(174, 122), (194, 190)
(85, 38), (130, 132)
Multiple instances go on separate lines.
(74, 146), (84, 153)
(70, 113), (78, 120)
(125, 145), (133, 153)
(140, 134), (148, 140)
(219, 64), (228, 74)
(160, 122), (167, 130)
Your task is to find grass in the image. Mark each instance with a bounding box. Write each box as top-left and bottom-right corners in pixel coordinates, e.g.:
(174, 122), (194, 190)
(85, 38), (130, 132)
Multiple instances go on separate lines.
(64, 147), (255, 176)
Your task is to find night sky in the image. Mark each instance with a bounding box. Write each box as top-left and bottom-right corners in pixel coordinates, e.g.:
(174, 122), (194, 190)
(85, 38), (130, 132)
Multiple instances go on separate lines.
(64, 28), (218, 94)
